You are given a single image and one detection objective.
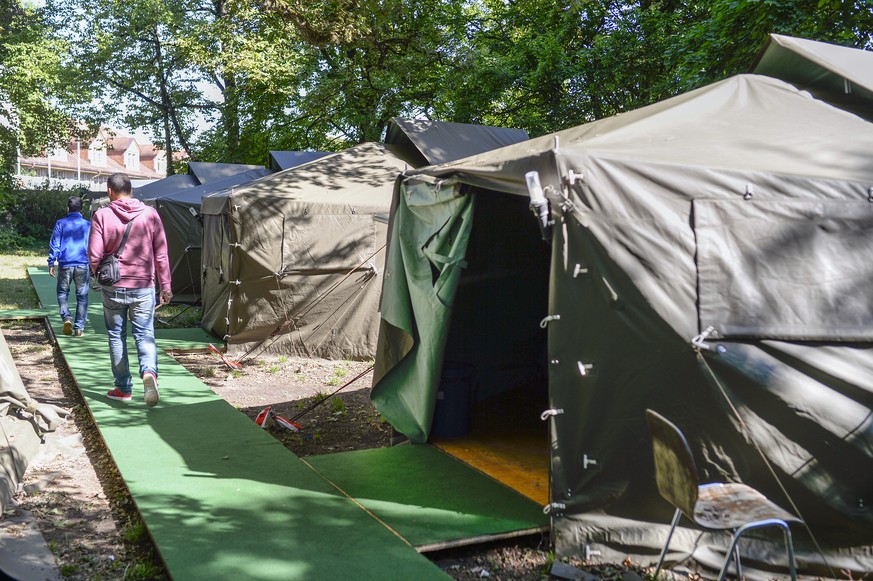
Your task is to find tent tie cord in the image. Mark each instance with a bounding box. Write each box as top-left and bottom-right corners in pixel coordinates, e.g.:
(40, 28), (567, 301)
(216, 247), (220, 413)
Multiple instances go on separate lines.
(288, 365), (374, 423)
(542, 502), (566, 515)
(236, 243), (387, 363)
(694, 347), (835, 579)
(690, 326), (716, 350)
(306, 271), (377, 352)
(540, 409), (564, 420)
(539, 314), (561, 328)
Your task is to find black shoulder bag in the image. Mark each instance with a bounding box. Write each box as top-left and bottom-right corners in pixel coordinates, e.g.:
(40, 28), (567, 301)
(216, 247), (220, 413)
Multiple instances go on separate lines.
(95, 217), (136, 286)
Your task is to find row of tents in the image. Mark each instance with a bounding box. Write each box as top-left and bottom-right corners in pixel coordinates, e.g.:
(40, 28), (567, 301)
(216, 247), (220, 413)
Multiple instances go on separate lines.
(128, 34), (872, 578)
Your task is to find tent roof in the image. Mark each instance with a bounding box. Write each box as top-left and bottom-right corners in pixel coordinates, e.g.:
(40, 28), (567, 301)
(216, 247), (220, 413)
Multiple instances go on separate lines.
(156, 167), (273, 205)
(186, 161), (265, 184)
(385, 118), (529, 167)
(752, 34), (873, 120)
(268, 150), (332, 171)
(202, 142), (408, 212)
(415, 74), (873, 196)
(133, 173), (199, 200)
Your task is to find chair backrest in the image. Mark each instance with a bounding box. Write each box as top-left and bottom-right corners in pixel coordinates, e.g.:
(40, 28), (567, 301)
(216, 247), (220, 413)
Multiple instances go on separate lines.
(646, 409), (700, 517)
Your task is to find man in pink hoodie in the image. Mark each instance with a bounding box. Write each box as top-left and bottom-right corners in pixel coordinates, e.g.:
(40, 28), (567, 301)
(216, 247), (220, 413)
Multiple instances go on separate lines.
(89, 173), (173, 407)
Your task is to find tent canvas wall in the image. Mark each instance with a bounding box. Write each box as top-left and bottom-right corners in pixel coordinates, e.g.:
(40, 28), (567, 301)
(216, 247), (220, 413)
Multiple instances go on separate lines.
(144, 168), (273, 304)
(372, 74), (873, 578)
(199, 142), (409, 359)
(752, 34), (873, 121)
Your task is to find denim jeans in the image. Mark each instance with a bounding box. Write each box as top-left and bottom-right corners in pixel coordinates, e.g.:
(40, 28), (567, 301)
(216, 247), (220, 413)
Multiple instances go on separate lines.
(102, 287), (157, 394)
(57, 265), (90, 331)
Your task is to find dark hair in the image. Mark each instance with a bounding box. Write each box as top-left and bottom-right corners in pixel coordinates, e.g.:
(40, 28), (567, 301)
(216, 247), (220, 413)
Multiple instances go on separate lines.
(68, 196), (83, 212)
(107, 172), (132, 195)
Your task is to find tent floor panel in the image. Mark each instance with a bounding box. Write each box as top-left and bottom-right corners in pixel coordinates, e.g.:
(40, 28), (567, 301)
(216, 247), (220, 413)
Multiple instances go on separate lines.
(21, 267), (449, 580)
(305, 444), (549, 551)
(432, 383), (549, 506)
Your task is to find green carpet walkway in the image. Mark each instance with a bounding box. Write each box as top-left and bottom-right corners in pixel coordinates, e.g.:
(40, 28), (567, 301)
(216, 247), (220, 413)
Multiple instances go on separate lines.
(17, 267), (449, 580)
(10, 267), (549, 579)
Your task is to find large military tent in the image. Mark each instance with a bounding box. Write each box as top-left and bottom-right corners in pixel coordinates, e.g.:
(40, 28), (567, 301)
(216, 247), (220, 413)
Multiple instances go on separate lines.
(753, 34), (873, 121)
(199, 142), (409, 359)
(199, 122), (529, 358)
(371, 73), (873, 579)
(145, 168), (273, 304)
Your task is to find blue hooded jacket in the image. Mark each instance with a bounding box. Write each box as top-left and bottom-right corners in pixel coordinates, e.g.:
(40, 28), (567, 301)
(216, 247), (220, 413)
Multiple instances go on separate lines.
(48, 212), (91, 267)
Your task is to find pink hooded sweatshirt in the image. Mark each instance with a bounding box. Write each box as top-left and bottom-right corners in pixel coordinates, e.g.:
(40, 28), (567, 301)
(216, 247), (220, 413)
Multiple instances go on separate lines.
(88, 198), (172, 291)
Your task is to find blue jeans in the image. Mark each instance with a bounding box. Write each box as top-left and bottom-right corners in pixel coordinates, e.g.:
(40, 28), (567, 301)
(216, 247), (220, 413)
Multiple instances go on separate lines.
(102, 287), (158, 394)
(57, 265), (90, 331)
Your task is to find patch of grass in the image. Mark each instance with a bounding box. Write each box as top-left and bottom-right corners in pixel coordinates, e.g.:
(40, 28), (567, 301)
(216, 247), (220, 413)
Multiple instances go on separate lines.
(123, 519), (147, 543)
(127, 560), (163, 580)
(59, 563), (78, 576)
(295, 373), (306, 382)
(268, 365), (280, 373)
(277, 355), (288, 364)
(0, 249), (43, 310)
(230, 369), (243, 379)
(155, 304), (202, 328)
(329, 397), (346, 415)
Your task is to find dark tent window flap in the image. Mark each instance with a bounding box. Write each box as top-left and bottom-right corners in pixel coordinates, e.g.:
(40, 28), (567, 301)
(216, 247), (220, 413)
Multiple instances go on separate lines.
(695, 198), (873, 341)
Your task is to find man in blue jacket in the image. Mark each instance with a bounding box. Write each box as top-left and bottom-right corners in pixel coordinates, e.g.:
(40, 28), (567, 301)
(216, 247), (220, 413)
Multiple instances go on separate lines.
(48, 196), (91, 336)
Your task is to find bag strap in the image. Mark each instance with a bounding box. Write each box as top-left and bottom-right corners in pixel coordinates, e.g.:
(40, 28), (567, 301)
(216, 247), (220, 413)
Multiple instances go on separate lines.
(114, 216), (137, 258)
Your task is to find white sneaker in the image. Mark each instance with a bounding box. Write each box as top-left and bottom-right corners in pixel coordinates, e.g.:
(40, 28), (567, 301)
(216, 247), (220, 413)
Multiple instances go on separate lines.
(143, 372), (159, 407)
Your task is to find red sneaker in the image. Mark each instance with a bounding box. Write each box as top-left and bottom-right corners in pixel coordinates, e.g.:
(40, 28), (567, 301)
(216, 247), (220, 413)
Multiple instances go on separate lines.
(107, 388), (132, 402)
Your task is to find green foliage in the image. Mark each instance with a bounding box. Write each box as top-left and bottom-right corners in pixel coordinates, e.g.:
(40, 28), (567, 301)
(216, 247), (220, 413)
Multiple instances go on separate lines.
(0, 1), (79, 190)
(0, 186), (87, 241)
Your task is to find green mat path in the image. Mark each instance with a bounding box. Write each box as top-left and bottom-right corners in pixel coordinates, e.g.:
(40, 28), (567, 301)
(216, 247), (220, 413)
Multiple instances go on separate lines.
(4, 267), (547, 579)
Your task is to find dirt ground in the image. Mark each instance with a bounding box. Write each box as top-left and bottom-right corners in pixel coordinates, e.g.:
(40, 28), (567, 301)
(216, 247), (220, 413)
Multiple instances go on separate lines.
(1, 319), (642, 581)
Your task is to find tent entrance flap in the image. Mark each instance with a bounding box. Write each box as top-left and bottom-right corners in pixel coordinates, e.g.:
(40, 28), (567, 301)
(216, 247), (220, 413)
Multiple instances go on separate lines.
(432, 189), (552, 506)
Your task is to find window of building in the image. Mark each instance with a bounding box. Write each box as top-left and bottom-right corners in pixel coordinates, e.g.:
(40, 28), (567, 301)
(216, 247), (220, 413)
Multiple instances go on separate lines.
(125, 148), (140, 171)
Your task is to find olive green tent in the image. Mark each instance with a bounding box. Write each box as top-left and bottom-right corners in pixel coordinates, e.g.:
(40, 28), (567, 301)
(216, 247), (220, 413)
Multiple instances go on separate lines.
(753, 34), (873, 121)
(199, 143), (408, 359)
(371, 74), (873, 579)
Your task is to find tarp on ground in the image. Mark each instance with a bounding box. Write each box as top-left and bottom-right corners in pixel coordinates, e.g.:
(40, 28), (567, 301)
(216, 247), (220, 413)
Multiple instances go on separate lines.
(0, 332), (68, 516)
(385, 118), (529, 167)
(199, 142), (409, 359)
(269, 151), (332, 171)
(145, 168), (273, 304)
(371, 73), (873, 579)
(752, 33), (873, 120)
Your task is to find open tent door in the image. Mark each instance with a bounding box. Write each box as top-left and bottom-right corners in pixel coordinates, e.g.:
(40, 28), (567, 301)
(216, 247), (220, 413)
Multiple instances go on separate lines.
(432, 189), (551, 506)
(373, 177), (552, 507)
